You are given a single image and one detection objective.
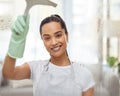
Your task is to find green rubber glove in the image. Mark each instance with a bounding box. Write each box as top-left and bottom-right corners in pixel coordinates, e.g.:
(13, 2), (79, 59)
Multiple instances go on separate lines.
(8, 15), (30, 58)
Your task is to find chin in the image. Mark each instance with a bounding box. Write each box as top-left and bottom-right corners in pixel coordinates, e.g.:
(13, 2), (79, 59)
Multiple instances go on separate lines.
(51, 52), (63, 58)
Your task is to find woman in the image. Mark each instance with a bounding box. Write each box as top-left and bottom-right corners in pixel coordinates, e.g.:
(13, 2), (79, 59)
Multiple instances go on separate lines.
(2, 14), (95, 96)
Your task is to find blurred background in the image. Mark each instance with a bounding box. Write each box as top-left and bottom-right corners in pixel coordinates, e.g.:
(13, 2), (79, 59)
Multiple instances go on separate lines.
(0, 0), (120, 96)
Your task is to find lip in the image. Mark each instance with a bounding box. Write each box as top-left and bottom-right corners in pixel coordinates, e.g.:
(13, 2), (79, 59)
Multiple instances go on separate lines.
(51, 45), (62, 52)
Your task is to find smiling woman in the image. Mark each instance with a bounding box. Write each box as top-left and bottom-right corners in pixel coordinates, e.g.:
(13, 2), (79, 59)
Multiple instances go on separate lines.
(41, 22), (68, 59)
(2, 14), (95, 96)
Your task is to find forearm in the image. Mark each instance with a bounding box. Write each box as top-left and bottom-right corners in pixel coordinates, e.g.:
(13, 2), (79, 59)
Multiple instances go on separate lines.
(2, 54), (16, 79)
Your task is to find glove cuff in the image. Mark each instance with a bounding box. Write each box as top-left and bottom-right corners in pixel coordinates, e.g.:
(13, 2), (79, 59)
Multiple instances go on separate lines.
(8, 39), (26, 58)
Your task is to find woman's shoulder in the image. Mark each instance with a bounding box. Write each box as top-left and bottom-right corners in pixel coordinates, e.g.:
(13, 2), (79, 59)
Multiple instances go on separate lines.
(72, 62), (87, 70)
(27, 59), (49, 64)
(72, 62), (95, 91)
(72, 61), (93, 78)
(27, 59), (49, 68)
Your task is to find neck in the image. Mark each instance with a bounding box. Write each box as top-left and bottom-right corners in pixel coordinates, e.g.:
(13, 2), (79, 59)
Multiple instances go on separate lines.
(50, 53), (70, 66)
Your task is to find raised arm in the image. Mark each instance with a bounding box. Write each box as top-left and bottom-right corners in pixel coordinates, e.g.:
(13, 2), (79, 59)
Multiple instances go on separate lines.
(2, 55), (30, 80)
(2, 15), (30, 80)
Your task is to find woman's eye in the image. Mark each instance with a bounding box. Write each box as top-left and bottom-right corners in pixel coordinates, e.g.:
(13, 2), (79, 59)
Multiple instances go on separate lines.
(56, 34), (62, 38)
(43, 37), (50, 41)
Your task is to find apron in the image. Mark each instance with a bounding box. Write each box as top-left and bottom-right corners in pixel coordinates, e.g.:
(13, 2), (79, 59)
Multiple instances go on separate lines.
(34, 61), (82, 96)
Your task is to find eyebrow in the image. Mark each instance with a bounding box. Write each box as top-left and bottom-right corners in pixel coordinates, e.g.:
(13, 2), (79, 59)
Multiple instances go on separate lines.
(54, 31), (62, 35)
(42, 31), (62, 37)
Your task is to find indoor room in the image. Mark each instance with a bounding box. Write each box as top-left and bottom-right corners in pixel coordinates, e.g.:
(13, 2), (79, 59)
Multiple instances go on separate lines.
(0, 0), (120, 96)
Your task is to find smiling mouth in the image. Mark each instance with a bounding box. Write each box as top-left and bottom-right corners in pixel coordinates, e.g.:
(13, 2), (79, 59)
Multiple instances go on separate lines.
(51, 45), (62, 52)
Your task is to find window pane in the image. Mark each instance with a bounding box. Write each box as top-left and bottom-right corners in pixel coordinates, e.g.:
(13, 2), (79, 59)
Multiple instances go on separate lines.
(69, 0), (98, 64)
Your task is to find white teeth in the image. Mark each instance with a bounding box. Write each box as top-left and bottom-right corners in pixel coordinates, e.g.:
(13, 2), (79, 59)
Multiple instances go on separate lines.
(52, 46), (60, 51)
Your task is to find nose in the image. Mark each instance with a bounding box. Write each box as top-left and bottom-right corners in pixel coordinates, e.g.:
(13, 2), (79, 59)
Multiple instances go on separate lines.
(51, 38), (57, 45)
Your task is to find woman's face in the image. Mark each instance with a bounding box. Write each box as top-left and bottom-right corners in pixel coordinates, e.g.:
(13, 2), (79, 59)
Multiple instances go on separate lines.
(41, 22), (68, 58)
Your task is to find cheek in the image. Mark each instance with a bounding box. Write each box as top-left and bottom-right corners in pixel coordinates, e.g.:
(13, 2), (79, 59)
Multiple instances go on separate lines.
(62, 35), (68, 44)
(43, 42), (50, 50)
(43, 42), (47, 48)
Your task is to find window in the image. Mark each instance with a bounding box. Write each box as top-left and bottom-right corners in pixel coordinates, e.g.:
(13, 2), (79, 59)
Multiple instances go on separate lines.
(102, 0), (120, 65)
(67, 0), (99, 64)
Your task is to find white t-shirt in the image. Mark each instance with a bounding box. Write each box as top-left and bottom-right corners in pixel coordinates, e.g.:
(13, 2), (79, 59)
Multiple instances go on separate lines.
(28, 60), (95, 96)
